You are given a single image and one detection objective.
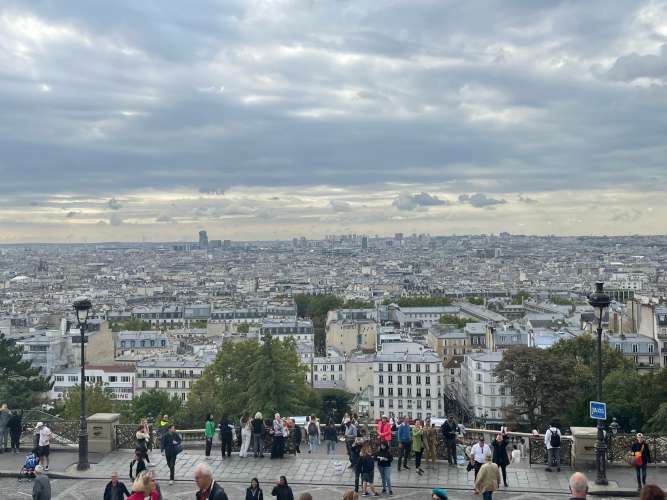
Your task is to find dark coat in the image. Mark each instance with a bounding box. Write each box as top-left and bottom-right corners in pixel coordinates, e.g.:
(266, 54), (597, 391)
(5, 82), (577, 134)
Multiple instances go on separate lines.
(219, 419), (233, 439)
(271, 484), (294, 500)
(375, 447), (393, 467)
(32, 474), (51, 500)
(631, 441), (652, 464)
(491, 437), (509, 466)
(160, 431), (182, 458)
(441, 421), (456, 441)
(359, 455), (375, 474)
(245, 487), (264, 500)
(350, 443), (363, 467)
(129, 457), (146, 480)
(104, 480), (130, 500)
(252, 418), (264, 435)
(323, 425), (337, 441)
(196, 481), (228, 500)
(291, 426), (302, 445)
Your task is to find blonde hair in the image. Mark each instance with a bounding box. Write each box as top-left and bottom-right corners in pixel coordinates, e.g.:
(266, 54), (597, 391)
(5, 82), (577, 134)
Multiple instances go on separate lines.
(255, 411), (263, 419)
(342, 491), (359, 500)
(132, 470), (152, 494)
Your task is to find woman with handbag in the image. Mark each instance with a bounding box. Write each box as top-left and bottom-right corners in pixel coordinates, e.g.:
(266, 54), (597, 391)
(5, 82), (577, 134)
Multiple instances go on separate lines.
(160, 424), (182, 485)
(631, 433), (651, 490)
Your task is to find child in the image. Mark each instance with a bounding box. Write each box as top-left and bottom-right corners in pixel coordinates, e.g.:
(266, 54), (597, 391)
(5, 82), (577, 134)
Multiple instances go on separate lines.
(510, 444), (521, 465)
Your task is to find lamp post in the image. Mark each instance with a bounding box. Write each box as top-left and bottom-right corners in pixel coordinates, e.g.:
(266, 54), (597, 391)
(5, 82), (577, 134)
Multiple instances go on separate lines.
(588, 282), (611, 485)
(73, 297), (92, 471)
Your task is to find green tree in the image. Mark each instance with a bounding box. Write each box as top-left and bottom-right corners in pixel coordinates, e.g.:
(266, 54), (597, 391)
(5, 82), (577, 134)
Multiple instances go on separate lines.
(467, 296), (485, 305)
(603, 369), (643, 431)
(438, 314), (469, 328)
(511, 290), (531, 305)
(130, 389), (183, 424)
(294, 294), (344, 355)
(549, 296), (577, 306)
(394, 296), (452, 307)
(342, 299), (375, 309)
(644, 402), (667, 433)
(237, 322), (250, 334)
(110, 318), (153, 332)
(57, 384), (116, 420)
(0, 334), (52, 408)
(317, 388), (354, 422)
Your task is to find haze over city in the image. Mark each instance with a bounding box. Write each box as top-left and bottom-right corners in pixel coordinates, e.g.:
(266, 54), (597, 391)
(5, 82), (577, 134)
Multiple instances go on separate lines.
(1, 0), (666, 242)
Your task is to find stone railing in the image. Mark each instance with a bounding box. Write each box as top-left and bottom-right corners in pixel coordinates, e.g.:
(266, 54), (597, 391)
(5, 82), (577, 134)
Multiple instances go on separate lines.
(21, 420), (80, 449)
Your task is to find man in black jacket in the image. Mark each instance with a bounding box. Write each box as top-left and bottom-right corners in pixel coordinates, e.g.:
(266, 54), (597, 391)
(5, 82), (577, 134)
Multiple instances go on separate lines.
(194, 462), (228, 500)
(441, 416), (457, 466)
(104, 471), (130, 500)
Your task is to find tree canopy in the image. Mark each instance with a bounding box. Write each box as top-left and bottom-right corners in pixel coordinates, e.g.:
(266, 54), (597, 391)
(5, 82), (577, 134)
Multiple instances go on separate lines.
(387, 295), (452, 307)
(438, 314), (470, 329)
(129, 389), (183, 423)
(511, 290), (531, 305)
(56, 384), (117, 420)
(0, 334), (52, 408)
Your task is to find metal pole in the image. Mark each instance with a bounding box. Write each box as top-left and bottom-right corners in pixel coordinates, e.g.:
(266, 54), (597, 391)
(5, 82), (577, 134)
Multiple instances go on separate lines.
(595, 316), (607, 485)
(77, 323), (89, 470)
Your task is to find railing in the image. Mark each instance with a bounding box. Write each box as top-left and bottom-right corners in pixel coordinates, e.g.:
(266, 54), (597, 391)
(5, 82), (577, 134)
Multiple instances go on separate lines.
(529, 436), (573, 467)
(21, 420), (80, 449)
(608, 433), (667, 464)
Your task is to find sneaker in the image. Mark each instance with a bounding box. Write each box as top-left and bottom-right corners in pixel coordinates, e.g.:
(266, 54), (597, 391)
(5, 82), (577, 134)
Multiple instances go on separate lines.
(382, 490), (386, 494)
(169, 480), (174, 485)
(374, 493), (379, 497)
(389, 491), (393, 496)
(44, 466), (49, 471)
(557, 467), (561, 472)
(403, 465), (410, 469)
(545, 467), (552, 472)
(363, 493), (369, 496)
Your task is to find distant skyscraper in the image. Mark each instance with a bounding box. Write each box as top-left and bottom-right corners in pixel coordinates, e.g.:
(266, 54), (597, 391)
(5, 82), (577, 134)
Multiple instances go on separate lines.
(199, 230), (208, 248)
(361, 236), (368, 250)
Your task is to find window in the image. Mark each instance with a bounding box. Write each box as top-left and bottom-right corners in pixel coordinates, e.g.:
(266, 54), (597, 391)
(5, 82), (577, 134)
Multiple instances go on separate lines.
(379, 363), (384, 372)
(407, 388), (412, 397)
(379, 387), (385, 396)
(476, 362), (481, 369)
(167, 381), (171, 388)
(330, 374), (335, 381)
(425, 365), (431, 373)
(108, 376), (117, 383)
(615, 343), (622, 351)
(425, 376), (431, 385)
(416, 376), (421, 384)
(154, 381), (159, 388)
(397, 400), (403, 409)
(398, 376), (403, 385)
(142, 381), (146, 388)
(397, 388), (403, 397)
(339, 365), (343, 371)
(632, 344), (639, 353)
(121, 376), (130, 382)
(388, 388), (394, 396)
(406, 364), (411, 372)
(182, 381), (186, 388)
(388, 375), (393, 384)
(417, 401), (422, 409)
(426, 388), (431, 397)
(314, 374), (318, 381)
(181, 393), (186, 401)
(476, 386), (482, 394)
(416, 388), (421, 397)
(388, 399), (394, 409)
(55, 375), (64, 382)
(416, 364), (421, 373)
(406, 376), (411, 385)
(388, 364), (393, 372)
(397, 364), (402, 372)
(68, 375), (78, 382)
(634, 355), (639, 364)
(379, 399), (385, 408)
(476, 373), (481, 381)
(648, 344), (654, 353)
(426, 400), (431, 409)
(649, 356), (654, 365)
(379, 375), (384, 384)
(338, 373), (343, 380)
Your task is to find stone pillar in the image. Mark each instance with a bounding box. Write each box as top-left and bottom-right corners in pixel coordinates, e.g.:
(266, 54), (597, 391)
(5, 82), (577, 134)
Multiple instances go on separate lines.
(570, 427), (598, 467)
(87, 413), (120, 453)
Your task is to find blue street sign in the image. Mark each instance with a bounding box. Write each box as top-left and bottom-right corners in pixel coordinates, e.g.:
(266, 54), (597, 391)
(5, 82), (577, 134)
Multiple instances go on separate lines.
(590, 401), (606, 420)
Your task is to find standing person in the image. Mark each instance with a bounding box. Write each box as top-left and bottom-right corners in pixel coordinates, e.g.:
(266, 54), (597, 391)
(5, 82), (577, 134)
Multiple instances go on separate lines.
(324, 419), (337, 455)
(510, 445), (521, 465)
(104, 471), (130, 500)
(271, 413), (285, 459)
(544, 422), (562, 472)
(397, 417), (412, 471)
(631, 433), (651, 491)
(375, 440), (393, 495)
(359, 444), (379, 496)
(32, 465), (51, 500)
(412, 419), (425, 475)
(246, 478), (264, 500)
(341, 413), (351, 435)
(568, 472), (588, 499)
(345, 419), (358, 461)
(491, 433), (509, 487)
(441, 417), (457, 466)
(194, 462), (228, 500)
(157, 415), (169, 447)
(140, 418), (153, 454)
(129, 450), (147, 480)
(240, 415), (253, 458)
(205, 413), (215, 459)
(252, 412), (265, 458)
(474, 453), (500, 500)
(160, 424), (182, 485)
(350, 438), (364, 492)
(219, 415), (234, 458)
(38, 422), (52, 470)
(307, 416), (320, 453)
(423, 420), (438, 469)
(470, 436), (491, 479)
(377, 416), (391, 444)
(290, 418), (302, 454)
(127, 471), (158, 500)
(0, 404), (10, 452)
(8, 410), (22, 453)
(271, 476), (294, 500)
(136, 424), (151, 464)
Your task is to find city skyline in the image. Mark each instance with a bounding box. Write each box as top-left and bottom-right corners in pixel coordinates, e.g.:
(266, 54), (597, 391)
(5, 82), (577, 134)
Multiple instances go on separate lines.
(1, 1), (666, 242)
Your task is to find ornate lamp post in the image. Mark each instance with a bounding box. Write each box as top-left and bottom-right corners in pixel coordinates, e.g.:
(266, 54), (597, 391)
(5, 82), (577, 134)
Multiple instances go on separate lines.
(588, 282), (611, 485)
(73, 297), (92, 471)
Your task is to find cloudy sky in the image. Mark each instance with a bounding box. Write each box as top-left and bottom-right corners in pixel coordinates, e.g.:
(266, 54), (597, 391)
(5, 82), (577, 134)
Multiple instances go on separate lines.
(1, 0), (666, 242)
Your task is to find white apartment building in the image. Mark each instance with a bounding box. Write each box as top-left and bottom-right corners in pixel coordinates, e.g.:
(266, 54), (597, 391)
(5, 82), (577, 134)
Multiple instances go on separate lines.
(260, 319), (314, 343)
(310, 348), (346, 389)
(16, 330), (73, 378)
(51, 364), (135, 401)
(373, 342), (443, 420)
(460, 352), (512, 425)
(135, 357), (208, 401)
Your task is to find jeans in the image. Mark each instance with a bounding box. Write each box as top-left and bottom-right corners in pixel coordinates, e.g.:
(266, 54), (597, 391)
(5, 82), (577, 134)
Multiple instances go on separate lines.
(446, 439), (457, 464)
(398, 441), (411, 468)
(10, 430), (20, 452)
(205, 438), (212, 456)
(221, 435), (232, 457)
(482, 491), (493, 500)
(636, 464), (647, 486)
(166, 455), (176, 481)
(309, 435), (319, 452)
(354, 469), (361, 492)
(271, 435), (284, 458)
(499, 463), (507, 485)
(253, 433), (263, 456)
(326, 439), (336, 454)
(474, 461), (482, 479)
(415, 450), (423, 469)
(0, 427), (7, 450)
(379, 466), (392, 491)
(547, 447), (561, 469)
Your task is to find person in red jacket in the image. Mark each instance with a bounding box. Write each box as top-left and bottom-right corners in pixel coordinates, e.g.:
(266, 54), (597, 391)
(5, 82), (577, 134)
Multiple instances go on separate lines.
(127, 471), (159, 500)
(377, 416), (391, 443)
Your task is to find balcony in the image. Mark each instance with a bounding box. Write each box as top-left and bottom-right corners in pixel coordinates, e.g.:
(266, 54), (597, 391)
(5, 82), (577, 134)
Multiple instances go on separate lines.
(136, 372), (200, 379)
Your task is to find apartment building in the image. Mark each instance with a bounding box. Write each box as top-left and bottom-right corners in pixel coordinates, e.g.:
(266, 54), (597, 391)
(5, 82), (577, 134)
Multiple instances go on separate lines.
(51, 364), (135, 401)
(460, 351), (512, 425)
(135, 357), (207, 401)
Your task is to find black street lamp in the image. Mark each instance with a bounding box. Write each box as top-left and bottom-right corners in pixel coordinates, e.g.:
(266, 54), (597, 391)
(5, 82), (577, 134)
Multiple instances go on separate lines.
(73, 297), (92, 471)
(588, 282), (611, 485)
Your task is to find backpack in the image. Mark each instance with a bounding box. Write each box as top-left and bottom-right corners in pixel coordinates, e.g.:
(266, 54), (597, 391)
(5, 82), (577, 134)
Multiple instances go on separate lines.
(308, 422), (318, 435)
(550, 428), (561, 448)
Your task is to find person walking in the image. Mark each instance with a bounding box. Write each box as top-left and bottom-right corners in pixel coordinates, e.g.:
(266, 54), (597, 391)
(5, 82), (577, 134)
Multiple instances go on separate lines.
(271, 476), (294, 500)
(37, 422), (52, 470)
(359, 445), (379, 496)
(252, 412), (265, 458)
(377, 416), (391, 444)
(8, 410), (22, 453)
(568, 472), (588, 499)
(423, 419), (438, 469)
(129, 450), (147, 480)
(290, 418), (302, 454)
(135, 424), (151, 464)
(127, 471), (158, 500)
(375, 440), (393, 495)
(246, 478), (264, 500)
(204, 413), (215, 458)
(160, 424), (182, 485)
(271, 413), (285, 459)
(240, 415), (253, 458)
(441, 417), (457, 466)
(0, 404), (11, 453)
(631, 433), (651, 490)
(307, 416), (320, 453)
(324, 419), (337, 455)
(545, 422), (562, 472)
(397, 417), (412, 471)
(470, 436), (491, 479)
(32, 465), (51, 500)
(103, 471), (130, 500)
(350, 437), (364, 492)
(194, 462), (228, 500)
(474, 453), (500, 500)
(219, 415), (234, 458)
(345, 419), (358, 462)
(491, 432), (510, 487)
(412, 419), (425, 475)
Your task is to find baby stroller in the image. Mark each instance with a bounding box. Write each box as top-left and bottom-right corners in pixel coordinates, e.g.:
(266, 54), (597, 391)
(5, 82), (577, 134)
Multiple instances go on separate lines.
(18, 450), (39, 482)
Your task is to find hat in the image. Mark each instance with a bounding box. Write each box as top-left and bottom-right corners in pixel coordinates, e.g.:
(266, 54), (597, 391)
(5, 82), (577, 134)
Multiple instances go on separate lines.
(636, 432), (644, 439)
(432, 488), (448, 500)
(35, 421), (43, 429)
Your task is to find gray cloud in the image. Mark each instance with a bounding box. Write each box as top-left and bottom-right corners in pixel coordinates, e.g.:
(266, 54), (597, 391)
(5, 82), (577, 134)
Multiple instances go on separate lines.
(65, 211), (79, 218)
(393, 192), (448, 211)
(607, 44), (667, 82)
(459, 193), (507, 208)
(518, 195), (538, 205)
(109, 213), (123, 226)
(198, 186), (226, 195)
(108, 198), (122, 210)
(330, 200), (352, 212)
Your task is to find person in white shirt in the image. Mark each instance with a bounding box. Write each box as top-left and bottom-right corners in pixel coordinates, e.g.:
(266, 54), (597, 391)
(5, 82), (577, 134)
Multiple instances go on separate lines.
(38, 423), (52, 470)
(544, 423), (562, 472)
(470, 436), (491, 479)
(510, 444), (521, 465)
